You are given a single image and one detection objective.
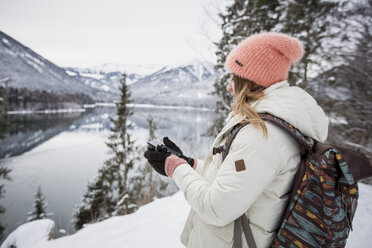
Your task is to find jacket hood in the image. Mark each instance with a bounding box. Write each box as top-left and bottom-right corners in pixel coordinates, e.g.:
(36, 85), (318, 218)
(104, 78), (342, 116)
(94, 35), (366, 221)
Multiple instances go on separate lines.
(252, 81), (329, 142)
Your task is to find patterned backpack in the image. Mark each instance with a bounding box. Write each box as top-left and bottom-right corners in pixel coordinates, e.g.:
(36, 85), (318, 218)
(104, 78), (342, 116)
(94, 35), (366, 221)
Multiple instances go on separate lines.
(217, 113), (372, 248)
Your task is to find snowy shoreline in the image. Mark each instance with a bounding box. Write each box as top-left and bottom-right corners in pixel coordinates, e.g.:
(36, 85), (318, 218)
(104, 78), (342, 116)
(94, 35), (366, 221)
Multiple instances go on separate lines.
(7, 108), (86, 115)
(6, 103), (213, 115)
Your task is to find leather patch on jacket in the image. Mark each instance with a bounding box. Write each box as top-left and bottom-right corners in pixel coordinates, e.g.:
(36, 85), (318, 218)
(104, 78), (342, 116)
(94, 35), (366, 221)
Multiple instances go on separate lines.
(235, 159), (246, 172)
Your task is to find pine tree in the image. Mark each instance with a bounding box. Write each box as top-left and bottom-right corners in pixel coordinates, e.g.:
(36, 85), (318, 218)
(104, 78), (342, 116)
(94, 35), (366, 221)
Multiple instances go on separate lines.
(340, 0), (372, 98)
(27, 187), (51, 222)
(73, 166), (115, 230)
(105, 72), (138, 214)
(113, 191), (137, 216)
(105, 73), (137, 196)
(130, 116), (159, 206)
(73, 73), (138, 229)
(325, 0), (372, 164)
(208, 0), (282, 136)
(280, 0), (346, 88)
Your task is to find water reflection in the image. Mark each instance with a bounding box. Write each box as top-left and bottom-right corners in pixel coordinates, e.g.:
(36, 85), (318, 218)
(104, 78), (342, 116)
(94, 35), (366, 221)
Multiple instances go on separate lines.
(0, 105), (215, 240)
(0, 111), (89, 158)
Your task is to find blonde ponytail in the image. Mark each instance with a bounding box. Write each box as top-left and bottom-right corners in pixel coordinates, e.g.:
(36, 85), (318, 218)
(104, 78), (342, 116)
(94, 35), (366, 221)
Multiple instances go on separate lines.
(231, 74), (268, 137)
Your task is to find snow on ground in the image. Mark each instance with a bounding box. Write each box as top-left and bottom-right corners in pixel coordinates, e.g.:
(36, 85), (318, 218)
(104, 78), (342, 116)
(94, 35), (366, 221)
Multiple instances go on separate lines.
(346, 183), (372, 247)
(1, 219), (54, 248)
(30, 192), (190, 248)
(3, 183), (372, 248)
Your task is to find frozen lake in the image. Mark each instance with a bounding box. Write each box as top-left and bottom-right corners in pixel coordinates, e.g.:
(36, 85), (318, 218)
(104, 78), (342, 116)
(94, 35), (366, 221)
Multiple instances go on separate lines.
(0, 105), (215, 239)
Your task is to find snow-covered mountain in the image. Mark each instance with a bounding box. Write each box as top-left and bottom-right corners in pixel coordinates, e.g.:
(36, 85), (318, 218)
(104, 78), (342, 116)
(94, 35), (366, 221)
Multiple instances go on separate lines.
(0, 30), (217, 107)
(87, 63), (163, 76)
(0, 31), (110, 101)
(129, 60), (217, 108)
(64, 65), (160, 98)
(65, 60), (218, 108)
(64, 68), (121, 98)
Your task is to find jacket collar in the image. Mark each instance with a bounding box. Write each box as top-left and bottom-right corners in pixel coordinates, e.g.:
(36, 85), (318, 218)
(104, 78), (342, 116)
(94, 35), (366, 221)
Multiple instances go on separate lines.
(212, 80), (289, 147)
(263, 80), (289, 95)
(222, 81), (288, 131)
(251, 80), (289, 109)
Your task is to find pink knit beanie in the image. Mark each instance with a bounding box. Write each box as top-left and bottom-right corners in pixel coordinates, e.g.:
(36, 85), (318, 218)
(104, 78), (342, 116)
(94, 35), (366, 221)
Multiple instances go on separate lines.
(225, 32), (304, 87)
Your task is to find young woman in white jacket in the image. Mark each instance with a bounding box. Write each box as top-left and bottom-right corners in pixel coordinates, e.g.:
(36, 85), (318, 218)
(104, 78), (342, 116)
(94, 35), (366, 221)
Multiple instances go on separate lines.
(145, 32), (329, 248)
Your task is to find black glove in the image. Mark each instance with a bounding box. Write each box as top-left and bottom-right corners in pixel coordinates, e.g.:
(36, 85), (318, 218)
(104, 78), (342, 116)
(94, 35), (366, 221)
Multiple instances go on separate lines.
(163, 137), (195, 167)
(163, 137), (182, 154)
(144, 137), (195, 176)
(144, 144), (170, 176)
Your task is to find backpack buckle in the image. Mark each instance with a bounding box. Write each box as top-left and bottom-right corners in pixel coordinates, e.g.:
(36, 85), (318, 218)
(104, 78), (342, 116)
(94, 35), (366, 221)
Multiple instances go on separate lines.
(213, 146), (223, 155)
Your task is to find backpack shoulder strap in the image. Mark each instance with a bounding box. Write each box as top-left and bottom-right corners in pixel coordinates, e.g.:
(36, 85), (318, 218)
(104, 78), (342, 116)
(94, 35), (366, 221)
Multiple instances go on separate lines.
(218, 113), (314, 162)
(218, 123), (248, 162)
(259, 114), (372, 181)
(258, 113), (315, 152)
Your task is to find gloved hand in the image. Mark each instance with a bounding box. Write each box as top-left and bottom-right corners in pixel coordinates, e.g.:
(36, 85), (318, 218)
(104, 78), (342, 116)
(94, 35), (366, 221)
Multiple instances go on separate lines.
(163, 137), (195, 166)
(144, 144), (170, 177)
(163, 137), (198, 178)
(144, 137), (196, 177)
(163, 136), (182, 153)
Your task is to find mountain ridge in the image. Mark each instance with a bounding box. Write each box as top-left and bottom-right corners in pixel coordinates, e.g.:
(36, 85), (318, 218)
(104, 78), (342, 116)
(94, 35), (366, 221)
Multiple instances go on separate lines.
(0, 30), (218, 108)
(129, 60), (217, 108)
(0, 31), (106, 101)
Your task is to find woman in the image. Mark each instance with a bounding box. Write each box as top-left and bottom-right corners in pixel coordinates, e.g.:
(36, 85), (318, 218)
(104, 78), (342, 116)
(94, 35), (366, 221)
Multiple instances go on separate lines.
(144, 32), (328, 248)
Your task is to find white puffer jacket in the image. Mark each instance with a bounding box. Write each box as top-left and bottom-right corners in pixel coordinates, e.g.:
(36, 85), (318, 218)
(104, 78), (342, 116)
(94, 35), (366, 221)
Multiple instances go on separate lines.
(172, 81), (329, 248)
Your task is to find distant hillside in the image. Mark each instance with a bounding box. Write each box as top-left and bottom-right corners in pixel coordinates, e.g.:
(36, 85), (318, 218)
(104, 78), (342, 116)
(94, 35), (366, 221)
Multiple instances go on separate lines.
(0, 31), (218, 109)
(0, 31), (108, 103)
(64, 63), (162, 100)
(65, 60), (218, 108)
(129, 60), (217, 108)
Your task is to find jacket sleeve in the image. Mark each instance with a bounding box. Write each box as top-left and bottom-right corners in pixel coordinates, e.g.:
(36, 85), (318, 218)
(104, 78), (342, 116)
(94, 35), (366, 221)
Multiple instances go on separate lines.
(194, 159), (204, 175)
(172, 126), (281, 227)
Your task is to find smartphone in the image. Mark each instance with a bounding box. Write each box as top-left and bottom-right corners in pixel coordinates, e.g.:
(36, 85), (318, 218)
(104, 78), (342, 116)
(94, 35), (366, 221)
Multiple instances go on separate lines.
(147, 140), (162, 150)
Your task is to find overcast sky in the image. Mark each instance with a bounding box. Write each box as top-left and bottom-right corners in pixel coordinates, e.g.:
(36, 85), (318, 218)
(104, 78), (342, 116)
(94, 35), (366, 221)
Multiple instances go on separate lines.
(0, 0), (225, 68)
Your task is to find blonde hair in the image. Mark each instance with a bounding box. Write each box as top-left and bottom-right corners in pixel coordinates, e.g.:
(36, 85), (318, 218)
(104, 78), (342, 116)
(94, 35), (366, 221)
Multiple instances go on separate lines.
(232, 74), (268, 137)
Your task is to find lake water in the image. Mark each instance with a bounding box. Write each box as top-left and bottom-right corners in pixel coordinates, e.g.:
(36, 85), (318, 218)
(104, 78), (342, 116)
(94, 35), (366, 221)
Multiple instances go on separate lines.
(0, 105), (215, 239)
